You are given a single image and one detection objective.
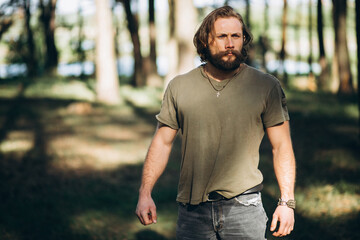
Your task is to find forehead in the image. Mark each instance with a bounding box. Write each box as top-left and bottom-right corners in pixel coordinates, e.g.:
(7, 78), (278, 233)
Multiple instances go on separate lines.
(213, 17), (243, 33)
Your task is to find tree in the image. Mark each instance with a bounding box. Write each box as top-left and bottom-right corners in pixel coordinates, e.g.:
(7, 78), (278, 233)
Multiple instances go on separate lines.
(259, 0), (270, 70)
(332, 0), (354, 95)
(307, 0), (316, 91)
(317, 0), (329, 90)
(165, 0), (197, 86)
(145, 0), (162, 86)
(356, 0), (360, 136)
(95, 0), (120, 104)
(279, 0), (288, 86)
(23, 0), (37, 77)
(121, 0), (146, 87)
(149, 0), (156, 67)
(294, 0), (302, 74)
(174, 0), (197, 75)
(245, 0), (250, 29)
(39, 0), (58, 75)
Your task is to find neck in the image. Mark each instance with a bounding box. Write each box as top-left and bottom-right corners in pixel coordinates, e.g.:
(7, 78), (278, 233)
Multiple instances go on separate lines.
(204, 63), (243, 82)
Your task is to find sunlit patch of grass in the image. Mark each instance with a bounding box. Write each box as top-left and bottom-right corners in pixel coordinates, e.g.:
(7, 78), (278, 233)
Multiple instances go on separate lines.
(24, 78), (95, 101)
(296, 184), (360, 218)
(48, 134), (150, 170)
(0, 130), (34, 153)
(0, 84), (19, 98)
(70, 207), (177, 240)
(121, 85), (162, 109)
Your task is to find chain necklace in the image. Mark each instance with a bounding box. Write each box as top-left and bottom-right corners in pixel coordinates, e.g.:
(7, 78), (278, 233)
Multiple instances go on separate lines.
(203, 66), (239, 98)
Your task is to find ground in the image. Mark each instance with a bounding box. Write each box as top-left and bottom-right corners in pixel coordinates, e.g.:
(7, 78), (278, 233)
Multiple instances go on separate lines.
(0, 80), (359, 240)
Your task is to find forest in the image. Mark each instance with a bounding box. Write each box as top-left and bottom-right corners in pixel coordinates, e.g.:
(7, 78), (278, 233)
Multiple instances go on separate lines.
(0, 0), (359, 239)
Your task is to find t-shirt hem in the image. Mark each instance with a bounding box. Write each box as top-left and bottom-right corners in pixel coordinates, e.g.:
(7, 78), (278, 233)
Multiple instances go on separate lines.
(264, 115), (290, 129)
(155, 115), (179, 130)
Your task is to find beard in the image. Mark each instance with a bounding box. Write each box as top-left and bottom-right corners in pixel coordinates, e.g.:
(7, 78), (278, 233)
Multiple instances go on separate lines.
(205, 49), (246, 71)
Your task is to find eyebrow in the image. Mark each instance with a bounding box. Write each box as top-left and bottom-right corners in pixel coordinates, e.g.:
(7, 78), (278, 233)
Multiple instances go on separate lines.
(215, 32), (242, 36)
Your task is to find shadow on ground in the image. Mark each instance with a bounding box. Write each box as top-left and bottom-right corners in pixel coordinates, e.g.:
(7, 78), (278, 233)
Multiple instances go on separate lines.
(0, 89), (358, 239)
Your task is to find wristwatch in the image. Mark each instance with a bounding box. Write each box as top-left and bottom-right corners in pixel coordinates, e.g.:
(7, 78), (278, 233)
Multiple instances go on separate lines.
(278, 198), (296, 210)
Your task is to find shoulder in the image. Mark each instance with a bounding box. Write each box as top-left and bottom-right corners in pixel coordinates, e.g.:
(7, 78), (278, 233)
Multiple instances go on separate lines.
(243, 65), (280, 88)
(169, 67), (202, 85)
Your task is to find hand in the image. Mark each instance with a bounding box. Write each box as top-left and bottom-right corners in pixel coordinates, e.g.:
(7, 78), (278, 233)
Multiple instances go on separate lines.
(135, 195), (157, 225)
(270, 205), (295, 237)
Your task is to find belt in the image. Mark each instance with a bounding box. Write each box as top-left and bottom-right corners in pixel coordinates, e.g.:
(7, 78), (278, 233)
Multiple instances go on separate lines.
(207, 184), (263, 202)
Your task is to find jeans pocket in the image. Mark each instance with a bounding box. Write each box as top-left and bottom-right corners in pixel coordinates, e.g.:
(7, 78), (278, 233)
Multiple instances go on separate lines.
(234, 192), (262, 206)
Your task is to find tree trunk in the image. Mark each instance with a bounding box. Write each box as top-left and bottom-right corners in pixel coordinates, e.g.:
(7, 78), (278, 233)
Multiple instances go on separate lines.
(164, 0), (177, 87)
(295, 0), (302, 74)
(332, 0), (354, 95)
(95, 0), (120, 104)
(23, 0), (37, 77)
(145, 0), (162, 86)
(356, 0), (360, 137)
(39, 0), (58, 75)
(307, 0), (316, 91)
(259, 0), (269, 70)
(245, 0), (251, 29)
(317, 0), (329, 90)
(279, 0), (288, 86)
(123, 0), (145, 87)
(175, 0), (196, 75)
(76, 4), (86, 78)
(149, 0), (156, 65)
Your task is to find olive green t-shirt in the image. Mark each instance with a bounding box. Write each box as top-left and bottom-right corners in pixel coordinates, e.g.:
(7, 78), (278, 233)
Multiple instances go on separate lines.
(156, 64), (289, 205)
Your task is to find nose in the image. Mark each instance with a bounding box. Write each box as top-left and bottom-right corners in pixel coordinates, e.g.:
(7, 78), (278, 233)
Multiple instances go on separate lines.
(225, 36), (234, 49)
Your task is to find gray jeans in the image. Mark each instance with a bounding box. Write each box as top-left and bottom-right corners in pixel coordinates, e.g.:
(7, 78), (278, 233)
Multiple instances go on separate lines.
(176, 192), (268, 240)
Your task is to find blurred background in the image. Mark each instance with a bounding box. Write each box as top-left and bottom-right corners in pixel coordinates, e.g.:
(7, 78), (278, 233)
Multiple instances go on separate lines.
(0, 0), (359, 239)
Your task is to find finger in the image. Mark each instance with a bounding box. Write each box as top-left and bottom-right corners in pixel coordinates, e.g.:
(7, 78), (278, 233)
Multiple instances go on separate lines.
(150, 207), (157, 223)
(141, 210), (153, 225)
(135, 210), (145, 225)
(270, 214), (278, 231)
(277, 221), (287, 236)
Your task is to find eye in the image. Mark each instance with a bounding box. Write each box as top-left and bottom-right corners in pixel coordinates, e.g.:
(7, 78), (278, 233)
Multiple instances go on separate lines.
(217, 34), (227, 39)
(232, 34), (241, 39)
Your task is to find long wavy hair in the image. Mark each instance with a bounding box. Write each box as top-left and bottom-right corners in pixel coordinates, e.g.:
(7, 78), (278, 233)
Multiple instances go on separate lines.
(193, 6), (253, 62)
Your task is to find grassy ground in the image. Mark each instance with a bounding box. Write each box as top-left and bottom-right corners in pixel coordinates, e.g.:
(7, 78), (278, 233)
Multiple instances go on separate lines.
(0, 78), (359, 240)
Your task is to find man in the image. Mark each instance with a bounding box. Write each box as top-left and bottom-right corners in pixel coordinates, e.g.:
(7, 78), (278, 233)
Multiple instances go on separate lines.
(135, 6), (296, 239)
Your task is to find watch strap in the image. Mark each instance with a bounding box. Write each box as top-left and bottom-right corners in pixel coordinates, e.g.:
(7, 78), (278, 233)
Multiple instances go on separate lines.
(278, 198), (296, 210)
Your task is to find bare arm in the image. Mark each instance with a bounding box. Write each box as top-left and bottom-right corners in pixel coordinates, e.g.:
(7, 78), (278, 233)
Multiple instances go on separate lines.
(266, 121), (296, 237)
(135, 123), (178, 225)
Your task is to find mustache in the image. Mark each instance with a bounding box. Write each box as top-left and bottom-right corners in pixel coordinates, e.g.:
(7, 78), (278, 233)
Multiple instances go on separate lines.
(223, 50), (241, 56)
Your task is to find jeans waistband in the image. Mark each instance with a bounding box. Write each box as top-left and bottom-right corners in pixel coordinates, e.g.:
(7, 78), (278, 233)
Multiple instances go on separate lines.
(207, 184), (263, 202)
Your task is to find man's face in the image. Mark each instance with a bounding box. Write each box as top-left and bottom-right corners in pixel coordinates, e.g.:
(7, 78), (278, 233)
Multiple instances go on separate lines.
(206, 17), (245, 71)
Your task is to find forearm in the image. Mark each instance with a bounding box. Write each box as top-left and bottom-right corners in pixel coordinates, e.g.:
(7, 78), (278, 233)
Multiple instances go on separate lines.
(139, 124), (177, 197)
(139, 138), (173, 196)
(272, 141), (296, 200)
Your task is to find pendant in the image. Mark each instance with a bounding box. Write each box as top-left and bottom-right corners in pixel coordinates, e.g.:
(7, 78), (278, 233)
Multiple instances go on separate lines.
(216, 91), (220, 98)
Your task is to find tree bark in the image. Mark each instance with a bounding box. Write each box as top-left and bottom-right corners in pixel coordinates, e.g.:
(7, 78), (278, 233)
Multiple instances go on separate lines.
(145, 0), (162, 86)
(317, 0), (329, 90)
(149, 0), (156, 65)
(332, 0), (354, 95)
(279, 0), (288, 86)
(307, 0), (316, 91)
(95, 0), (120, 104)
(39, 0), (58, 75)
(175, 0), (196, 75)
(122, 0), (145, 87)
(356, 0), (360, 137)
(164, 0), (177, 87)
(23, 0), (37, 77)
